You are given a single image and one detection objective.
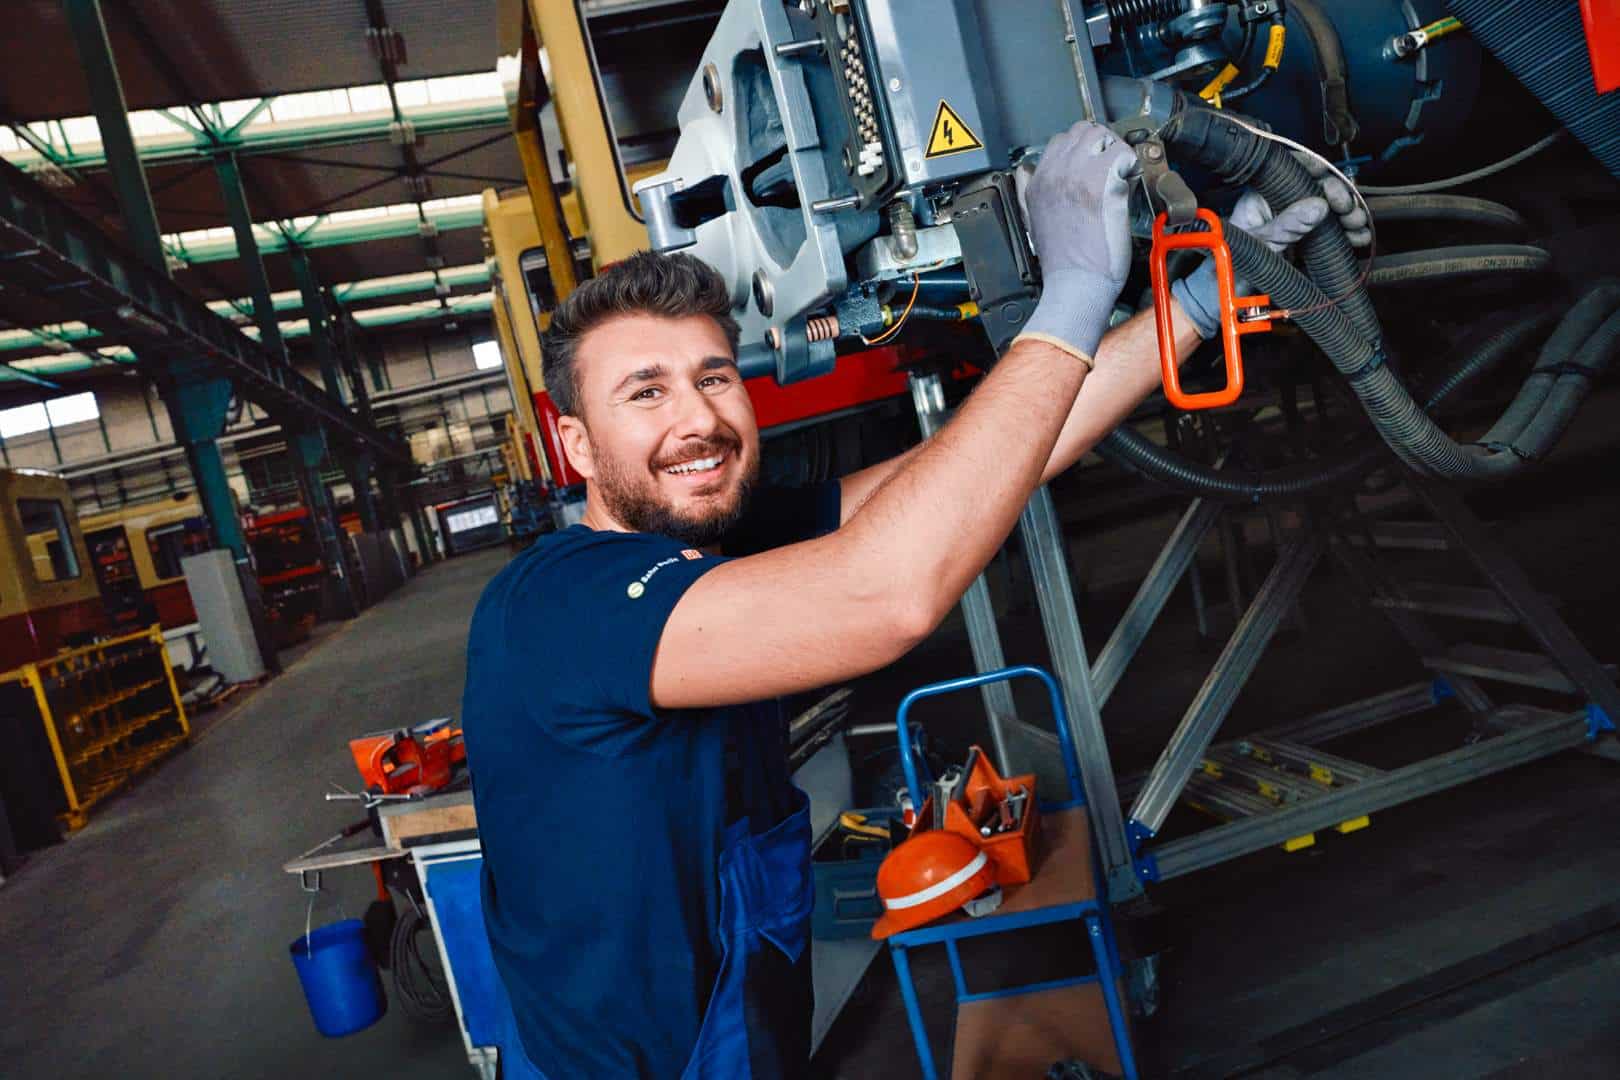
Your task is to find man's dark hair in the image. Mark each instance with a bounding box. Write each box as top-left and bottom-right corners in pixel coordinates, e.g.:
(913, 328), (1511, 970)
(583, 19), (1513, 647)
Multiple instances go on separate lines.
(540, 250), (742, 417)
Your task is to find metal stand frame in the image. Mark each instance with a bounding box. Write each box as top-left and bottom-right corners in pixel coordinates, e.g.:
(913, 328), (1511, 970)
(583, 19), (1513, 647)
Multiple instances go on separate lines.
(1020, 475), (1619, 894)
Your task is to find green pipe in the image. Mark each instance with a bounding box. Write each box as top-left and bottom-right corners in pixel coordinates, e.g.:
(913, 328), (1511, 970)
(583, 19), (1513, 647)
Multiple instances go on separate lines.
(2, 99), (508, 171)
(166, 204), (484, 265)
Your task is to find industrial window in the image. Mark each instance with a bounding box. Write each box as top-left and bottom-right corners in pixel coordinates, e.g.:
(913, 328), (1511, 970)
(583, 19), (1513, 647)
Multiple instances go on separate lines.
(0, 391), (99, 439)
(147, 520), (211, 580)
(473, 340), (503, 370)
(17, 498), (80, 582)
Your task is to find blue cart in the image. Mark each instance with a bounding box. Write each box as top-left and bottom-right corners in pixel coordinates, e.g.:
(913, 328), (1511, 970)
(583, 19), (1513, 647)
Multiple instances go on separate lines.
(886, 666), (1139, 1080)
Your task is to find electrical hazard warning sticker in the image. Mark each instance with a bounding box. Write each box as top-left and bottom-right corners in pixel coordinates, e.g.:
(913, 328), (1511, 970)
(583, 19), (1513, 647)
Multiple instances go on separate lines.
(925, 100), (982, 159)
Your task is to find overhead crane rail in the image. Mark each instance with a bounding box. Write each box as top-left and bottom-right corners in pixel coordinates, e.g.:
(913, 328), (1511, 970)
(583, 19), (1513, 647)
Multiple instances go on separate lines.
(0, 158), (411, 467)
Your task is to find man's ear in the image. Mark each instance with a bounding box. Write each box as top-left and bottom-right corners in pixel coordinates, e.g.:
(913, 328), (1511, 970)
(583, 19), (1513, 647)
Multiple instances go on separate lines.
(557, 414), (595, 479)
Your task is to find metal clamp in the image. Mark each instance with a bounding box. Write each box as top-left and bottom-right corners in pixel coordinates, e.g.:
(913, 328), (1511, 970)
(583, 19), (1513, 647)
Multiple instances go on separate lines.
(1150, 209), (1274, 411)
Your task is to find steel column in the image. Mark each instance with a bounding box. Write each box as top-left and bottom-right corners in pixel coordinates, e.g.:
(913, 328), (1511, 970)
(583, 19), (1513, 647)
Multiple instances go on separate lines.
(1091, 498), (1222, 708)
(1129, 532), (1326, 838)
(60, 0), (166, 274)
(908, 373), (1017, 774)
(290, 429), (359, 617)
(213, 151), (287, 365)
(346, 450), (381, 534)
(289, 244), (346, 404)
(159, 369), (247, 561)
(1017, 485), (1138, 900)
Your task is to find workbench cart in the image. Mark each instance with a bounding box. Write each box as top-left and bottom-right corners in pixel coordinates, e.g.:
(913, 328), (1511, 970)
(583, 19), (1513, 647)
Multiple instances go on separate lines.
(886, 667), (1138, 1080)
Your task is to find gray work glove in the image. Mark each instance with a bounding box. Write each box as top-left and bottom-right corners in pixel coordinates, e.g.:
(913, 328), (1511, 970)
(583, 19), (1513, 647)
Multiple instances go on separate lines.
(1293, 151), (1371, 247)
(1171, 190), (1329, 340)
(1015, 121), (1141, 365)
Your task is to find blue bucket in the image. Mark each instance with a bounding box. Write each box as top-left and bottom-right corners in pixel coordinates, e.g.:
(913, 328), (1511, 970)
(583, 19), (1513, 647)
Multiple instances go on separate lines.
(289, 918), (387, 1037)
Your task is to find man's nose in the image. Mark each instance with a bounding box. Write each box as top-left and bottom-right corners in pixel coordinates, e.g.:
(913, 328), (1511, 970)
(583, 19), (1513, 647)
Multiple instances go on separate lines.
(671, 383), (724, 439)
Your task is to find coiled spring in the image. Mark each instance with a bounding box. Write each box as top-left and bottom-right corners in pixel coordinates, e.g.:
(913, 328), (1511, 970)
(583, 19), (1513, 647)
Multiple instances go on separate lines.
(807, 315), (841, 343)
(1105, 0), (1182, 30)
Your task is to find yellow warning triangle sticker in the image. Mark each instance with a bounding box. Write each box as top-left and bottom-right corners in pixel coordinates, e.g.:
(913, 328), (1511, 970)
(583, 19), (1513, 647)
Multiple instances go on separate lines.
(925, 100), (983, 159)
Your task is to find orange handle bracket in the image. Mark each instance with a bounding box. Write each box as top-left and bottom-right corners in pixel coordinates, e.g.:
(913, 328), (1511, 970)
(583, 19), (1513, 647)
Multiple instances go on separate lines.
(1150, 209), (1274, 411)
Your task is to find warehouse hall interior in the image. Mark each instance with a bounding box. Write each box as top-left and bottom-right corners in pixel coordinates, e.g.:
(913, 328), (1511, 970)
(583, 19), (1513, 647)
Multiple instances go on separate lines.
(1, 1), (1618, 1077)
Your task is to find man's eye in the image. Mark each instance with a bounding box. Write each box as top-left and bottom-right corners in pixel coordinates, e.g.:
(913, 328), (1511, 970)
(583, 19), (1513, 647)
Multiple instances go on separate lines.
(699, 374), (732, 390)
(632, 386), (663, 401)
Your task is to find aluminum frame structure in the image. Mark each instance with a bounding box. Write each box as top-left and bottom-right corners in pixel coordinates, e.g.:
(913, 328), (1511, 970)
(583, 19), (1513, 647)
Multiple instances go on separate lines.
(1048, 476), (1620, 894)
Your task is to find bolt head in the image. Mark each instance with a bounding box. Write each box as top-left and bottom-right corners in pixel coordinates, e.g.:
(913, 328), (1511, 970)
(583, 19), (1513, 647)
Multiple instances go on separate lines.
(1142, 144), (1164, 161)
(888, 77), (902, 93)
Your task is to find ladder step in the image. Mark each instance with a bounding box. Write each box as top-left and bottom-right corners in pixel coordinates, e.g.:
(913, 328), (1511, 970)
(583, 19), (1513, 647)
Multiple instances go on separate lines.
(1202, 749), (1332, 803)
(1238, 737), (1384, 787)
(1365, 520), (1453, 551)
(1182, 772), (1282, 819)
(1423, 643), (1578, 694)
(1182, 774), (1318, 852)
(1370, 583), (1532, 624)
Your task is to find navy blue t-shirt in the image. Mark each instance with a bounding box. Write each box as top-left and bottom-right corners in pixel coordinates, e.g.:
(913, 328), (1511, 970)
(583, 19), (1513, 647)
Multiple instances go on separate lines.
(462, 482), (840, 1078)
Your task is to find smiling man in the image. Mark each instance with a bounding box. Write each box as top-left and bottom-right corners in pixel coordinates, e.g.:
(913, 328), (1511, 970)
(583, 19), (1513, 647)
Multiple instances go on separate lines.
(462, 119), (1329, 1078)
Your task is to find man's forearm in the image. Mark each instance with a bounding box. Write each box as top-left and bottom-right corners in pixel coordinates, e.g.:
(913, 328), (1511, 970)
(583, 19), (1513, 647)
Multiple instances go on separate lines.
(1041, 297), (1204, 482)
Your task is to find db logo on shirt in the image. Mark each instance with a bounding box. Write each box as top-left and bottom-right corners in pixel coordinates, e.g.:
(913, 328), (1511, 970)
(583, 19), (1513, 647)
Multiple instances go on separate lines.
(681, 549), (703, 561)
(627, 582), (646, 599)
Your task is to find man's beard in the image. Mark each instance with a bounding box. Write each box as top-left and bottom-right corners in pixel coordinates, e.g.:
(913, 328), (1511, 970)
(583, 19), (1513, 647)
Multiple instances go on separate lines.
(593, 438), (756, 548)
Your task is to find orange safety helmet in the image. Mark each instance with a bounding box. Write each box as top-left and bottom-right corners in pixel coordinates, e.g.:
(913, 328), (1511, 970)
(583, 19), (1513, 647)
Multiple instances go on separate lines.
(872, 829), (1002, 940)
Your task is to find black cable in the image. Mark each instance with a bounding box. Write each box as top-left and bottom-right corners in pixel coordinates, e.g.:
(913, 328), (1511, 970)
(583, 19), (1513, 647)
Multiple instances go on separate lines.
(391, 903), (454, 1024)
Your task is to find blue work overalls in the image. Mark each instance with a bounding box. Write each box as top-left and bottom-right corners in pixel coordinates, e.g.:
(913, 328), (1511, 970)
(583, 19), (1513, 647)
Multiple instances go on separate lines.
(682, 785), (814, 1078)
(499, 789), (814, 1078)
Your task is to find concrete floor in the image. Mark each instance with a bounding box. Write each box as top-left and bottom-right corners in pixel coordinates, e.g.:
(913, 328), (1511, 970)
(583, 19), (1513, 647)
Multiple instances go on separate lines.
(0, 549), (503, 1078)
(2, 426), (1617, 1077)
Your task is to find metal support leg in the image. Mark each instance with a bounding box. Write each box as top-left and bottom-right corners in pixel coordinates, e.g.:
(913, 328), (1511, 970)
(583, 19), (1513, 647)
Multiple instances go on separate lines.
(1417, 481), (1620, 724)
(1086, 912), (1141, 1080)
(1018, 486), (1139, 900)
(1092, 498), (1222, 708)
(909, 373), (1017, 773)
(1129, 532), (1326, 838)
(888, 945), (938, 1080)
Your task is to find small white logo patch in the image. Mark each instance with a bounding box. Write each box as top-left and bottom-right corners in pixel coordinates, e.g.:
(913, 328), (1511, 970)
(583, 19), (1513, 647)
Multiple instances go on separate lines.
(626, 581), (646, 599)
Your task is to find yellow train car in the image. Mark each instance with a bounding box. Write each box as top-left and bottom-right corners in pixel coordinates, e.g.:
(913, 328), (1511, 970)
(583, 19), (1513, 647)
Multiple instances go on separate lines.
(79, 493), (210, 632)
(0, 468), (107, 673)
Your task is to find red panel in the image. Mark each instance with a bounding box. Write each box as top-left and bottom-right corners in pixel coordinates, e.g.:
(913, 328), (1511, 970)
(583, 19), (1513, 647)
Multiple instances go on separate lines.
(149, 580), (197, 629)
(532, 390), (586, 487)
(746, 346), (911, 430)
(1584, 0), (1620, 93)
(523, 432), (544, 484)
(0, 598), (111, 672)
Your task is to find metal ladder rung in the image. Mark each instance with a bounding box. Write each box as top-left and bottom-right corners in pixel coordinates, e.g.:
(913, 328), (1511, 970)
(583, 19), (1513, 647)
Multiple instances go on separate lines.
(1362, 520), (1454, 551)
(1370, 582), (1538, 624)
(1182, 773), (1318, 852)
(1424, 643), (1578, 694)
(1238, 737), (1384, 787)
(1201, 748), (1332, 803)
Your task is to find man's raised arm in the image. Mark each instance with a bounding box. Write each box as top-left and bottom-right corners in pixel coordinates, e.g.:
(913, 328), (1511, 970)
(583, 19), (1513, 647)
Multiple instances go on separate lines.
(651, 122), (1139, 709)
